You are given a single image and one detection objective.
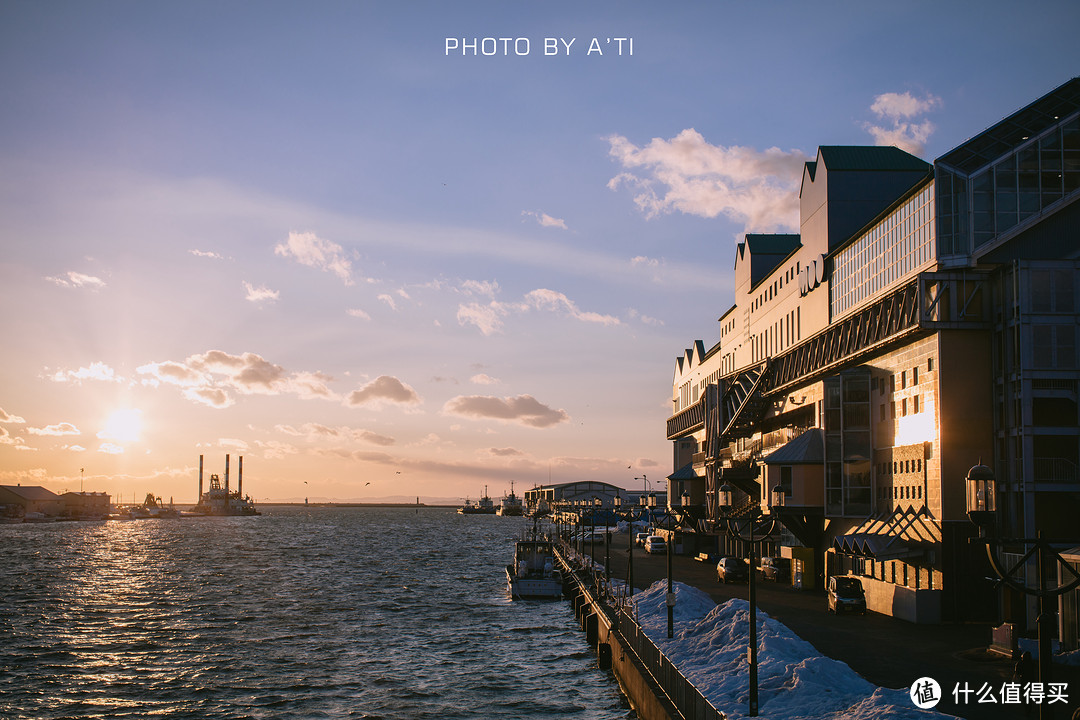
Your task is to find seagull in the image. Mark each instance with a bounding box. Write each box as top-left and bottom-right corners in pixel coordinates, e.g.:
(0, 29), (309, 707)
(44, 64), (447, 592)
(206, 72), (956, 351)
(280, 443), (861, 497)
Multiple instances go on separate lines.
(365, 482), (371, 486)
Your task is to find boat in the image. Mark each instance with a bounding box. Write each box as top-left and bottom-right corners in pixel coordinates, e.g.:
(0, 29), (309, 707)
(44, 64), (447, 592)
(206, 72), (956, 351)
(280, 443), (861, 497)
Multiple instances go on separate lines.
(191, 454), (260, 516)
(458, 486), (497, 514)
(132, 493), (180, 519)
(497, 481), (523, 516)
(505, 534), (562, 599)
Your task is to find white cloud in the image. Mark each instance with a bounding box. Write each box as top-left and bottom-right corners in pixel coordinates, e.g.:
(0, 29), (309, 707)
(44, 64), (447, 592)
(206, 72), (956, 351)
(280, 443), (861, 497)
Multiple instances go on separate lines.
(0, 426), (27, 449)
(45, 271), (106, 290)
(377, 294), (397, 310)
(461, 280), (499, 298)
(864, 91), (943, 156)
(457, 301), (507, 336)
(443, 394), (569, 429)
(274, 230), (353, 285)
(346, 308), (371, 320)
(28, 422), (80, 436)
(524, 289), (621, 326)
(522, 210), (568, 230)
(0, 408), (26, 424)
(138, 350), (335, 408)
(345, 375), (422, 408)
(190, 249), (225, 259)
(98, 442), (125, 454)
(470, 373), (499, 385)
(48, 362), (122, 385)
(457, 288), (620, 335)
(607, 129), (809, 233)
(243, 281), (279, 304)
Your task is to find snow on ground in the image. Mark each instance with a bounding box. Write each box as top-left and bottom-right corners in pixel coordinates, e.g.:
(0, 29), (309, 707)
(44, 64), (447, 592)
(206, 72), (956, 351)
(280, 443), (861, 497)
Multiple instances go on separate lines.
(631, 581), (954, 720)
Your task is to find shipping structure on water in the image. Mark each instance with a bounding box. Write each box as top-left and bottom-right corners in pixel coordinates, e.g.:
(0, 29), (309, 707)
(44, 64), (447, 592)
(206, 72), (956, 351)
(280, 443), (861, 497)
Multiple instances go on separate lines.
(458, 486), (497, 514)
(192, 454), (260, 516)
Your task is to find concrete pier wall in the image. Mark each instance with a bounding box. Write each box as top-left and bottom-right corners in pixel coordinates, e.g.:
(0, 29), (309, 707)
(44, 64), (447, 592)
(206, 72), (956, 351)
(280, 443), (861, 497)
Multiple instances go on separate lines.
(556, 549), (689, 720)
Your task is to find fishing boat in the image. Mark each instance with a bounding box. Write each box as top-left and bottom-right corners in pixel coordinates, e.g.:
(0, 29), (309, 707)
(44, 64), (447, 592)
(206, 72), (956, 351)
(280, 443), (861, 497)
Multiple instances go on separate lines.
(458, 486), (496, 514)
(497, 481), (523, 516)
(505, 535), (562, 600)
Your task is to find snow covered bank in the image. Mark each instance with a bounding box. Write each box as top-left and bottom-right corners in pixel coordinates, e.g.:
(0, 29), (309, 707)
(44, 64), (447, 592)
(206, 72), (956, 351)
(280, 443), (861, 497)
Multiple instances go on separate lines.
(631, 581), (953, 720)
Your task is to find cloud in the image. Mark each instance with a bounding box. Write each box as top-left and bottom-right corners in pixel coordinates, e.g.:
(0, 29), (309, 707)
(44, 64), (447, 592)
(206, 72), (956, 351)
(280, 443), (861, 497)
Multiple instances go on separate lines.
(522, 210), (568, 230)
(138, 350), (334, 408)
(628, 308), (664, 326)
(443, 394), (569, 428)
(457, 302), (507, 336)
(45, 271), (107, 290)
(524, 289), (621, 326)
(98, 443), (125, 454)
(457, 288), (620, 335)
(190, 249), (225, 259)
(345, 375), (422, 408)
(0, 408), (26, 424)
(48, 362), (123, 384)
(485, 447), (525, 457)
(276, 422), (396, 447)
(461, 280), (499, 298)
(347, 308), (371, 320)
(864, 91), (942, 156)
(28, 422), (80, 436)
(244, 281), (279, 304)
(470, 374), (499, 385)
(274, 230), (353, 285)
(377, 294), (397, 310)
(0, 426), (28, 449)
(607, 129), (809, 233)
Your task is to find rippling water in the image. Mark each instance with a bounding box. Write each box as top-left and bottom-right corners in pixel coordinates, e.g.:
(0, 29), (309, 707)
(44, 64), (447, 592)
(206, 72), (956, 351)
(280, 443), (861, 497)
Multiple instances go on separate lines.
(0, 507), (632, 719)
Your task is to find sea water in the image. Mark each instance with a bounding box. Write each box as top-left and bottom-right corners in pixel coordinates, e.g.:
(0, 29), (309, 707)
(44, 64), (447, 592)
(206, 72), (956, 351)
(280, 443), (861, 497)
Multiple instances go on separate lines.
(0, 507), (632, 719)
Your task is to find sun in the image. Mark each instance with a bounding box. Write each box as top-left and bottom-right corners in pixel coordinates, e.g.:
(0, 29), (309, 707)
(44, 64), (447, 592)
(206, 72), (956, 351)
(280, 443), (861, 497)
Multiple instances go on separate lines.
(99, 408), (143, 443)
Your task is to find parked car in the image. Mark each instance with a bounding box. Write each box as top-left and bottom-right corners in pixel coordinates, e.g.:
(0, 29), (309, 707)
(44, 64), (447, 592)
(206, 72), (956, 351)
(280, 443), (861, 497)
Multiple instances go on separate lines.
(635, 531), (651, 547)
(644, 535), (666, 554)
(759, 556), (791, 583)
(827, 575), (867, 614)
(716, 556), (748, 583)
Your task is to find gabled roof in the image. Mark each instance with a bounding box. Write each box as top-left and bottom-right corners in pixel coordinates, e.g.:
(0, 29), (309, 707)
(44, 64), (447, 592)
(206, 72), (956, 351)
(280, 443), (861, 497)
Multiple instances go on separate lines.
(0, 485), (60, 501)
(763, 428), (824, 465)
(817, 146), (931, 172)
(937, 77), (1080, 175)
(743, 233), (801, 287)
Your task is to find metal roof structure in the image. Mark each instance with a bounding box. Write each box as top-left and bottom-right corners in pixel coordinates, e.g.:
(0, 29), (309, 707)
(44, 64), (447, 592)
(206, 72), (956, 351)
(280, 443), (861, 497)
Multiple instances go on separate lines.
(936, 76), (1080, 174)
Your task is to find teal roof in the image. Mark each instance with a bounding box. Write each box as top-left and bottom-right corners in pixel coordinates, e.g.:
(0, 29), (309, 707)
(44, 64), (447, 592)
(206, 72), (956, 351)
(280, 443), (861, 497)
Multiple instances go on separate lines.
(745, 233), (801, 255)
(818, 146), (931, 172)
(667, 463), (699, 481)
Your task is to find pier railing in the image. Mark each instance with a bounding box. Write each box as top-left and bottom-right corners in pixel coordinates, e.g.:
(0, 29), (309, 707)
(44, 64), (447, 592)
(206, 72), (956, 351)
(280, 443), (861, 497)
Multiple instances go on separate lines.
(616, 607), (725, 720)
(557, 539), (725, 720)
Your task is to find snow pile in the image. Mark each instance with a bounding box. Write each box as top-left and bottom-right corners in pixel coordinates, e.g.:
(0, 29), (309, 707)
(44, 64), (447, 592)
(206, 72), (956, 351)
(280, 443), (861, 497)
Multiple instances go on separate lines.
(631, 581), (952, 720)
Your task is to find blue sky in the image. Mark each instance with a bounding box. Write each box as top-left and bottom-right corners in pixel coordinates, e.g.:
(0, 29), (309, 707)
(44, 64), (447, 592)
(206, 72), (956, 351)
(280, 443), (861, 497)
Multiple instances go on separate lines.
(1, 0), (1077, 503)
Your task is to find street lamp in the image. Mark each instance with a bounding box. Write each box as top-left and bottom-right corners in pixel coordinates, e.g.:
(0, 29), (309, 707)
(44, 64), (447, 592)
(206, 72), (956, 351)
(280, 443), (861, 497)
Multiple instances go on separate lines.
(966, 464), (1080, 720)
(614, 492), (635, 601)
(718, 482), (785, 718)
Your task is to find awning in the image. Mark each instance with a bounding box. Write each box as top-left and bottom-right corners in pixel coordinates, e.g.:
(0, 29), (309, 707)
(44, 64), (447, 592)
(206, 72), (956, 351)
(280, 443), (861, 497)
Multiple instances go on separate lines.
(831, 505), (940, 560)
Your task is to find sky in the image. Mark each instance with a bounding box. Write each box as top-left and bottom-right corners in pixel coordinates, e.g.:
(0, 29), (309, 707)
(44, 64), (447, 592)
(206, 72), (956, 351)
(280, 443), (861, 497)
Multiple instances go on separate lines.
(1, 1), (1078, 505)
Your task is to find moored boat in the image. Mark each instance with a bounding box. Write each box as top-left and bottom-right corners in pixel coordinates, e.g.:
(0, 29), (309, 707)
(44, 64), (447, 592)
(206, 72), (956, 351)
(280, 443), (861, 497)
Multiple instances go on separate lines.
(191, 454), (260, 516)
(458, 486), (497, 514)
(505, 535), (562, 600)
(497, 481), (523, 516)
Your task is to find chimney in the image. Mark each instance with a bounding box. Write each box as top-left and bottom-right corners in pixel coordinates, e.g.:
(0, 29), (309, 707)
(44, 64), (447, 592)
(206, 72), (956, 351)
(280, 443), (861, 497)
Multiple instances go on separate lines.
(199, 455), (204, 501)
(238, 456), (243, 497)
(225, 454), (230, 493)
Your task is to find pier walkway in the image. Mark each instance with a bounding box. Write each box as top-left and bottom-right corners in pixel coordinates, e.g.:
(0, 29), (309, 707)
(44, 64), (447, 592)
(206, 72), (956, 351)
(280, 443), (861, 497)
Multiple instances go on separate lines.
(571, 531), (1080, 720)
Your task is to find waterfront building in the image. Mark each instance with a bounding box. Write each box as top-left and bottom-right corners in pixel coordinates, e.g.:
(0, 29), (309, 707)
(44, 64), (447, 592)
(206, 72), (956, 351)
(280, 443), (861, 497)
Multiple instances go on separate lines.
(60, 491), (112, 519)
(0, 484), (62, 518)
(666, 77), (1080, 627)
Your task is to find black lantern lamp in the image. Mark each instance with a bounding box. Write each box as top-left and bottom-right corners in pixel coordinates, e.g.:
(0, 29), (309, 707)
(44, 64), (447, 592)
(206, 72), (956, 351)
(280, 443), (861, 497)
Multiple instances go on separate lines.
(770, 483), (785, 510)
(965, 462), (996, 534)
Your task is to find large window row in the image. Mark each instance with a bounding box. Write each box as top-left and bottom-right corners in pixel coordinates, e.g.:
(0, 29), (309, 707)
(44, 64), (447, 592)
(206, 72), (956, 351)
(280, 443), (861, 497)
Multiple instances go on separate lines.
(831, 183), (935, 318)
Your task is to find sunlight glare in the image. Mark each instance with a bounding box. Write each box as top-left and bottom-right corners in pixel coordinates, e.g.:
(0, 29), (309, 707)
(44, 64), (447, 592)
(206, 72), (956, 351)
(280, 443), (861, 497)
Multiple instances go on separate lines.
(99, 409), (143, 443)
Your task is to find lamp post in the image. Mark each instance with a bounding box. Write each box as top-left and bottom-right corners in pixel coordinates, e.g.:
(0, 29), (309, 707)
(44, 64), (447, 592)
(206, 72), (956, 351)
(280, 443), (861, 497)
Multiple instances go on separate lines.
(615, 492), (634, 601)
(718, 482), (786, 718)
(966, 464), (1080, 720)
